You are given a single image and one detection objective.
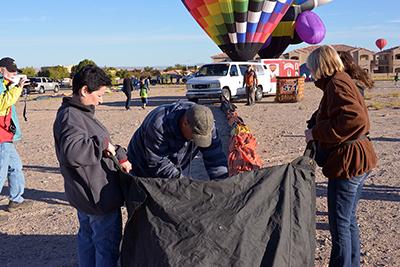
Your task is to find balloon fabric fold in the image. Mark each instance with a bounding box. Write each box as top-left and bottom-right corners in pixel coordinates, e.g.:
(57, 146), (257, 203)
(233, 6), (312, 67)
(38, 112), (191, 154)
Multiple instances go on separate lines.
(182, 0), (294, 61)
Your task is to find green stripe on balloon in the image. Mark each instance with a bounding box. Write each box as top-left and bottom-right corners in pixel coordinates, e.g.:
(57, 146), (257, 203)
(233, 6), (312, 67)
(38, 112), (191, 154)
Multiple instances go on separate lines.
(234, 0), (249, 13)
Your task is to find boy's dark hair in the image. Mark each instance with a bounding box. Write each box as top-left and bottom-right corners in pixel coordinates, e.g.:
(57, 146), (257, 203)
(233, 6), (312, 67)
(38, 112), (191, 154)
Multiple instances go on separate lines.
(72, 65), (111, 95)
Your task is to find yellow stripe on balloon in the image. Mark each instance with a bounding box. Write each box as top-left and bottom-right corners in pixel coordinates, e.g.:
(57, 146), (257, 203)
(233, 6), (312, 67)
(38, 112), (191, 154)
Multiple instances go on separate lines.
(271, 21), (296, 38)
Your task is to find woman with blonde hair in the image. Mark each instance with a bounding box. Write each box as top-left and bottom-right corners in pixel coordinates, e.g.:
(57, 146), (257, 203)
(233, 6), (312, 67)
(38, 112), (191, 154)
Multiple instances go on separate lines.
(304, 45), (377, 267)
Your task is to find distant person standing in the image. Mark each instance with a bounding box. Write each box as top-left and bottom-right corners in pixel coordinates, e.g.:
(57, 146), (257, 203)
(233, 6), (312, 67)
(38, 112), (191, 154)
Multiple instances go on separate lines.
(243, 65), (258, 106)
(395, 72), (399, 87)
(145, 76), (151, 89)
(122, 76), (134, 110)
(139, 77), (149, 109)
(0, 57), (32, 221)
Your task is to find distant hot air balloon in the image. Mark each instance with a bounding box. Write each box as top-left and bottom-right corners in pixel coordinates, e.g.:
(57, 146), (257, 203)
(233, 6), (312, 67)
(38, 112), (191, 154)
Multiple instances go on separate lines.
(375, 38), (387, 51)
(181, 0), (294, 61)
(258, 0), (331, 58)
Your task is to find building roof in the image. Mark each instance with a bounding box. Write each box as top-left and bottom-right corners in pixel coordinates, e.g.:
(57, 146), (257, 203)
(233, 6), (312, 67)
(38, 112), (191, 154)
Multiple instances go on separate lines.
(376, 45), (400, 54)
(211, 53), (229, 59)
(287, 44), (358, 55)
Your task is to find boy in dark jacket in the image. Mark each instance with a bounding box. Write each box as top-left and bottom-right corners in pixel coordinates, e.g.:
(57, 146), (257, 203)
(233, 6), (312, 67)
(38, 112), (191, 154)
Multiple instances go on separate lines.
(53, 65), (132, 267)
(127, 102), (228, 180)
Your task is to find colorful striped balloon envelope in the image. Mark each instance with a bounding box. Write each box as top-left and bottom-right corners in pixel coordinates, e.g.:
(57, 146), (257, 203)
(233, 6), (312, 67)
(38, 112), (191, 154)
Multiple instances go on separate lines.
(182, 0), (294, 61)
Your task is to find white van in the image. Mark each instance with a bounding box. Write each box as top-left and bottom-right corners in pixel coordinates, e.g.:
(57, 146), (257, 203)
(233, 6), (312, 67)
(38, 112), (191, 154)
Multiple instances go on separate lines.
(186, 62), (273, 102)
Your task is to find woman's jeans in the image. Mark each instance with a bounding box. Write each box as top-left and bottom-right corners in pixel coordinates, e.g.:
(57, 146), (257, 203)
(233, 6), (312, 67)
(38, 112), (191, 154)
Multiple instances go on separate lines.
(77, 209), (122, 267)
(0, 142), (25, 203)
(328, 172), (369, 267)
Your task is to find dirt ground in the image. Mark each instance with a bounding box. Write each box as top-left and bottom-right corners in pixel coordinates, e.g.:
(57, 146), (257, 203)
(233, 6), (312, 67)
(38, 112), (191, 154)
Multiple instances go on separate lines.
(0, 81), (399, 266)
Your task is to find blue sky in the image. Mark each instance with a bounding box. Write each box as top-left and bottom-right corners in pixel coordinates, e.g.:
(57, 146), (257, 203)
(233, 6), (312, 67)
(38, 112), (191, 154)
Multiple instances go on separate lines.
(2, 0), (399, 68)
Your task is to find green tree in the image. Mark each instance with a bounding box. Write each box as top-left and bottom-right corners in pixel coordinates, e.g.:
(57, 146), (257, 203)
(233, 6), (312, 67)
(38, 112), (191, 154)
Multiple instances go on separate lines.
(116, 69), (131, 79)
(38, 66), (70, 80)
(21, 67), (36, 77)
(103, 67), (118, 85)
(37, 69), (50, 77)
(70, 59), (96, 77)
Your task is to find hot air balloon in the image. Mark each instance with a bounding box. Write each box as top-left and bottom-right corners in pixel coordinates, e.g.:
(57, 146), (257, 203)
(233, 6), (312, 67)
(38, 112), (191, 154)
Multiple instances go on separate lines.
(258, 0), (331, 58)
(181, 0), (295, 61)
(295, 11), (326, 44)
(375, 38), (387, 51)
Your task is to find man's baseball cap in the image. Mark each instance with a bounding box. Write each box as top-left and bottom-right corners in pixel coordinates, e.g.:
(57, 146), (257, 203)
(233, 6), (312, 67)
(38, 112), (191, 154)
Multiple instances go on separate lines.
(186, 104), (214, 148)
(0, 57), (19, 73)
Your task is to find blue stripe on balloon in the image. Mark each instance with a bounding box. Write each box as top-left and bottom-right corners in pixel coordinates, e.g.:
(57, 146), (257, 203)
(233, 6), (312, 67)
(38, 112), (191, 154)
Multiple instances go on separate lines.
(237, 33), (246, 43)
(247, 23), (258, 34)
(274, 2), (284, 13)
(293, 0), (307, 4)
(259, 12), (272, 24)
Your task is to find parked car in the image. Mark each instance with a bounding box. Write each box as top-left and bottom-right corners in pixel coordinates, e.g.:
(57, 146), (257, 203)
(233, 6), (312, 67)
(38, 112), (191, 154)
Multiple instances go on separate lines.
(26, 77), (60, 94)
(185, 62), (272, 102)
(60, 78), (72, 88)
(182, 74), (195, 84)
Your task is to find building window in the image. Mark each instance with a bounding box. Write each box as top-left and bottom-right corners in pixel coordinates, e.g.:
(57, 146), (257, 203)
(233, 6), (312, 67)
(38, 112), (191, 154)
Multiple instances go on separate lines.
(290, 56), (299, 60)
(360, 55), (369, 61)
(363, 69), (369, 73)
(395, 54), (400, 60)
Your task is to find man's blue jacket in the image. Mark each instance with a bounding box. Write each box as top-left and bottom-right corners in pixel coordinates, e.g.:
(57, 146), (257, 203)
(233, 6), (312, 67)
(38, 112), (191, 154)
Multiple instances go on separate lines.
(127, 101), (228, 180)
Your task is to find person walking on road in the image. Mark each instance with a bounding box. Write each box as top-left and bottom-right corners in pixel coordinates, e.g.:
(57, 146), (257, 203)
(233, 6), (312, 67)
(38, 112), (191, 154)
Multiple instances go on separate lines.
(122, 76), (134, 110)
(139, 77), (149, 109)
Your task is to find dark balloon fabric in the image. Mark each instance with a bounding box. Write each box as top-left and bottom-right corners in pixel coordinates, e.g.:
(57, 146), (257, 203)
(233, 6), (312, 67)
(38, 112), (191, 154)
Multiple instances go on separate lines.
(119, 153), (316, 267)
(182, 0), (294, 61)
(258, 4), (302, 58)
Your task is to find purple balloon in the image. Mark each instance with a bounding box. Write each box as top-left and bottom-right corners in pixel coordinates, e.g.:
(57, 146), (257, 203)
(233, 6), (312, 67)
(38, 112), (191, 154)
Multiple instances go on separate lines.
(295, 11), (326, 44)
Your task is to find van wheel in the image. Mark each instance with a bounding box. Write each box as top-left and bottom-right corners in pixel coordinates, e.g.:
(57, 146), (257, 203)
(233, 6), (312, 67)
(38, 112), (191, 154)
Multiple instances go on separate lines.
(255, 86), (263, 101)
(53, 85), (60, 93)
(221, 87), (231, 102)
(39, 86), (45, 94)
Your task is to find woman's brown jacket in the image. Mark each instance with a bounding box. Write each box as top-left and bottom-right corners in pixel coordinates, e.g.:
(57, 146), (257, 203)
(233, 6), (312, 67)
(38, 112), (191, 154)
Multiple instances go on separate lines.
(312, 71), (377, 179)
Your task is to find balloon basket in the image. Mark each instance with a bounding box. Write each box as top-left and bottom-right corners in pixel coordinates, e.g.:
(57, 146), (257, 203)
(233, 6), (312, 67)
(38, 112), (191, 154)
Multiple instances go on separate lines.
(275, 77), (305, 103)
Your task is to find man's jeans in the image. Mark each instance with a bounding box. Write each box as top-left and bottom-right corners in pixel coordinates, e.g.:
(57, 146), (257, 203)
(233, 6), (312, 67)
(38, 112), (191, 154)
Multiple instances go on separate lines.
(328, 172), (369, 267)
(77, 209), (122, 267)
(0, 142), (25, 203)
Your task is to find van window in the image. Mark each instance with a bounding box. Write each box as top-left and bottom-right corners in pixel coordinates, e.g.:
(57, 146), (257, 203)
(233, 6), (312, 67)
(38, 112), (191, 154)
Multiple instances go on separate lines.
(239, 65), (248, 76)
(255, 65), (264, 75)
(196, 64), (229, 77)
(230, 65), (239, 76)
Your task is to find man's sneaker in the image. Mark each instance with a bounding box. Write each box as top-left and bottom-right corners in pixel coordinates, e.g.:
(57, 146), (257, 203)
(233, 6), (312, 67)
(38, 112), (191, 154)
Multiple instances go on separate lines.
(7, 200), (33, 212)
